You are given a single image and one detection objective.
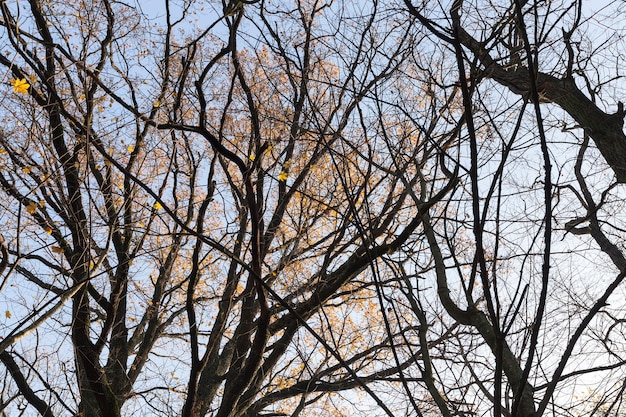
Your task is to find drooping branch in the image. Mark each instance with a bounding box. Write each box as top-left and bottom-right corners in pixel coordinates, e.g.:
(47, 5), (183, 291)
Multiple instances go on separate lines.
(405, 2), (626, 182)
(1, 351), (54, 417)
(456, 26), (626, 182)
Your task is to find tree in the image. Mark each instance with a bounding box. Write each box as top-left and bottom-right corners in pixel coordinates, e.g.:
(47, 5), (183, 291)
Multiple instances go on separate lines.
(0, 1), (451, 416)
(1, 1), (626, 417)
(390, 1), (626, 417)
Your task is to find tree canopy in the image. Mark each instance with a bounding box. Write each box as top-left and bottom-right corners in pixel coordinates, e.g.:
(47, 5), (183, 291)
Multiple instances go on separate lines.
(1, 1), (626, 416)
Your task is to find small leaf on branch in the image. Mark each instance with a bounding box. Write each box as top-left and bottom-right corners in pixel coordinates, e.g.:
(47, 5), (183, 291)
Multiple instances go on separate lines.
(26, 202), (38, 214)
(10, 78), (30, 94)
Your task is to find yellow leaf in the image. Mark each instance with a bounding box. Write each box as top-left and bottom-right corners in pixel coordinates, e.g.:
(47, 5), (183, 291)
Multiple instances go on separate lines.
(21, 166), (32, 174)
(277, 171), (288, 182)
(5, 310), (11, 319)
(26, 201), (38, 214)
(153, 201), (163, 210)
(249, 154), (256, 161)
(10, 78), (30, 94)
(51, 246), (63, 254)
(44, 225), (53, 234)
(127, 145), (135, 153)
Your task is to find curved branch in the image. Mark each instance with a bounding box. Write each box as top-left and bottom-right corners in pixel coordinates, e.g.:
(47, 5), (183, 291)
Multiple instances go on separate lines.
(1, 351), (54, 417)
(453, 25), (626, 182)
